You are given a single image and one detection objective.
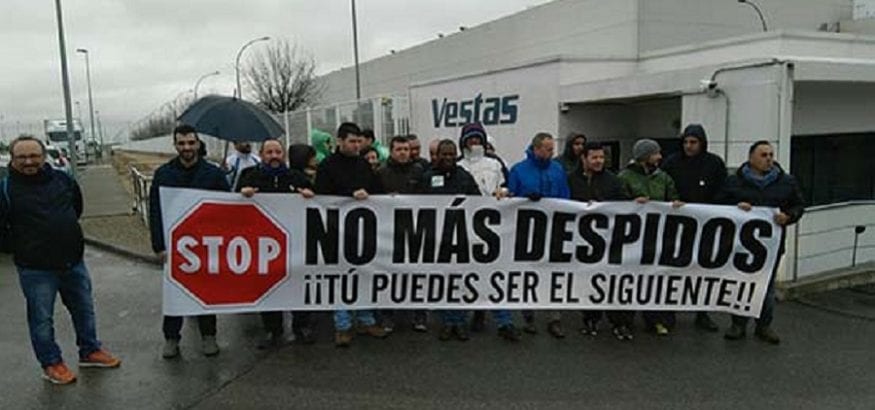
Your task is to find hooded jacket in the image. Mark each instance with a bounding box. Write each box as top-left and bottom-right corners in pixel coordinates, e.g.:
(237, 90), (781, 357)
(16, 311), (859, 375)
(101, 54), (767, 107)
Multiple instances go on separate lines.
(507, 147), (571, 199)
(458, 132), (506, 196)
(1, 164), (84, 269)
(314, 150), (384, 196)
(556, 135), (585, 173)
(618, 162), (679, 201)
(376, 158), (424, 194)
(661, 125), (727, 204)
(149, 157), (230, 253)
(420, 165), (481, 196)
(310, 128), (333, 164)
(237, 163), (312, 194)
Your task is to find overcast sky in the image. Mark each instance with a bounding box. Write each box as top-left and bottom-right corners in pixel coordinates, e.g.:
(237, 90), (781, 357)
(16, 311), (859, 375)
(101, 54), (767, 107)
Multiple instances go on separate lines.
(0, 0), (552, 141)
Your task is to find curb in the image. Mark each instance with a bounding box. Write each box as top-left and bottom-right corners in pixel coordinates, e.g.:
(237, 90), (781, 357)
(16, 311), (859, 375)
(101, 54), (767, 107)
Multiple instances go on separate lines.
(84, 235), (162, 266)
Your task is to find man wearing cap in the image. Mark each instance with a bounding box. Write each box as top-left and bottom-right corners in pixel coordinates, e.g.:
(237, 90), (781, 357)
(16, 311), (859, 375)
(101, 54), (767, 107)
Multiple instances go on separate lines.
(662, 124), (727, 332)
(618, 138), (684, 336)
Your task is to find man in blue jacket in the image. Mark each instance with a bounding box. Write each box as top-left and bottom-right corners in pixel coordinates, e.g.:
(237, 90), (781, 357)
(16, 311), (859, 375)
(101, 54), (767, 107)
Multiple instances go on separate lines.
(507, 132), (571, 338)
(149, 125), (230, 359)
(1, 136), (121, 385)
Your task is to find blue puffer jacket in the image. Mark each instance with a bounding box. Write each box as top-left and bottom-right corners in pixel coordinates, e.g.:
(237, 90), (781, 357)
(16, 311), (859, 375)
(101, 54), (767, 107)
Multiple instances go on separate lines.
(149, 157), (229, 253)
(507, 147), (570, 199)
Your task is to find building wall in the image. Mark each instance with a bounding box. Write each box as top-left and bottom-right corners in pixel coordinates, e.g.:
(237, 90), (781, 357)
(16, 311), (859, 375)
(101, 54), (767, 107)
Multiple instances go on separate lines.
(409, 62), (560, 162)
(638, 0), (852, 53)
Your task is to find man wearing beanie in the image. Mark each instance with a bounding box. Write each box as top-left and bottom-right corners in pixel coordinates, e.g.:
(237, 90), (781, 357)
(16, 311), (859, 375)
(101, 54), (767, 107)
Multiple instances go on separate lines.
(662, 124), (727, 332)
(618, 138), (683, 336)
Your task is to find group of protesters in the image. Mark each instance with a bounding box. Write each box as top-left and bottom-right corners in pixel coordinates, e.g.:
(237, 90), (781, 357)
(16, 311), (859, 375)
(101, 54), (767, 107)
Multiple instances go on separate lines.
(0, 117), (805, 383)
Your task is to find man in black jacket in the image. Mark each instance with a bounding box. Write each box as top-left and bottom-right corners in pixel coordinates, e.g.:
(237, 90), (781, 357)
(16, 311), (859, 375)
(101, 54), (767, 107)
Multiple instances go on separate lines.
(149, 125), (230, 359)
(1, 136), (120, 384)
(315, 122), (388, 347)
(719, 141), (805, 344)
(238, 139), (316, 348)
(376, 136), (426, 332)
(567, 142), (633, 341)
(661, 124), (726, 332)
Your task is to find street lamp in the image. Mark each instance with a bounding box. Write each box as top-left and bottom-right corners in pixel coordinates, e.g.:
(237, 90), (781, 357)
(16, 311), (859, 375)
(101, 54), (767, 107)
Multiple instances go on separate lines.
(235, 36), (270, 100)
(737, 0), (768, 32)
(351, 0), (361, 100)
(53, 0), (78, 177)
(76, 48), (101, 154)
(194, 70), (220, 100)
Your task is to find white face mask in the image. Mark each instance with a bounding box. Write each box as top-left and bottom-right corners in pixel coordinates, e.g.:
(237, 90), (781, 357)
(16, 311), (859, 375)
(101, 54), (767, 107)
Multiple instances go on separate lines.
(467, 145), (485, 159)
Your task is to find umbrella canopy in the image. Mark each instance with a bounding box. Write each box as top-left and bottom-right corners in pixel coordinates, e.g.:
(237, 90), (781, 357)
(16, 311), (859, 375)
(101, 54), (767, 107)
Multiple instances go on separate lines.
(177, 95), (284, 142)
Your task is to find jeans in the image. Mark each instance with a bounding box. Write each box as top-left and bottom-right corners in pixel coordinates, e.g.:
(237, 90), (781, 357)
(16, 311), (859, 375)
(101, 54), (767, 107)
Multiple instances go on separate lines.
(334, 310), (376, 331)
(163, 315), (216, 340)
(17, 260), (101, 368)
(440, 311), (468, 326)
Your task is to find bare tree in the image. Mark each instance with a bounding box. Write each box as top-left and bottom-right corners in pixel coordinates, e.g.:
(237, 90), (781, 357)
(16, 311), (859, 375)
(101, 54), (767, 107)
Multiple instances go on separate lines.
(243, 39), (323, 113)
(130, 93), (195, 141)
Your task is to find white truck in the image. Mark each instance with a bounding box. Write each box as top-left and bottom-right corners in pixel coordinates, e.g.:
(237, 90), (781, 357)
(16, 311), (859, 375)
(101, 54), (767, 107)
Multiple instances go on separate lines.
(44, 118), (87, 165)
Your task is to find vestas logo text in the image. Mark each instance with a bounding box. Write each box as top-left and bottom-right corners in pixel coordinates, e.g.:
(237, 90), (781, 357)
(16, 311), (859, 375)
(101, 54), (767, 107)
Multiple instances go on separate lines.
(431, 93), (519, 128)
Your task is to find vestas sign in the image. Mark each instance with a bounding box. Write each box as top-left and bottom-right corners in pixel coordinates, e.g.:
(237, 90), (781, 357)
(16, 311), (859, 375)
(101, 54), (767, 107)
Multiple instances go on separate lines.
(431, 93), (519, 128)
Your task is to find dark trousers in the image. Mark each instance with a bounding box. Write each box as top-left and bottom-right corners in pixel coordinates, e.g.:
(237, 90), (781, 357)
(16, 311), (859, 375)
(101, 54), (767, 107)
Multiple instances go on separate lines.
(583, 310), (634, 327)
(643, 311), (676, 330)
(163, 315), (216, 340)
(731, 267), (777, 328)
(260, 311), (312, 336)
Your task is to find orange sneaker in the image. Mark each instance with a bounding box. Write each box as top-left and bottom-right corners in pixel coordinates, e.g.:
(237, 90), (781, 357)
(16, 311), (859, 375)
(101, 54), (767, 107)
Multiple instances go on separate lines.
(43, 363), (77, 385)
(80, 349), (122, 368)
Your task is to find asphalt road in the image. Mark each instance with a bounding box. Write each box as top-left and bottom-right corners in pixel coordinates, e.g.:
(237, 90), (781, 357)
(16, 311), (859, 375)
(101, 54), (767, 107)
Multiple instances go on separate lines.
(1, 248), (874, 409)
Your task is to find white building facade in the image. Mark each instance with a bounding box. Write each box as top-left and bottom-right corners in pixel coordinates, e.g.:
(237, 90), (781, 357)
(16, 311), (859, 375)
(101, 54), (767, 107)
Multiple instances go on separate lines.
(303, 0), (875, 282)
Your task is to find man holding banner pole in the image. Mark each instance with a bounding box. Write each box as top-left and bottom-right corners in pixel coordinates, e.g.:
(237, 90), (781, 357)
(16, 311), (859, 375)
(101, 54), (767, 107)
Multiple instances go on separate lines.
(314, 122), (388, 347)
(719, 141), (805, 344)
(618, 138), (684, 336)
(150, 125), (230, 358)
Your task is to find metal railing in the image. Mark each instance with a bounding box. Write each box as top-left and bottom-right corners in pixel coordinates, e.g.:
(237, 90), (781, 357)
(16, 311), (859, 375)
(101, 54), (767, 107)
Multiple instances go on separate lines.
(792, 200), (875, 281)
(130, 166), (153, 227)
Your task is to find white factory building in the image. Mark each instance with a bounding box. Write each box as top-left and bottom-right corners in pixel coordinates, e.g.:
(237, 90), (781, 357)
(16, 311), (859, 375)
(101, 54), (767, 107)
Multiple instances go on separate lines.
(283, 0), (875, 283)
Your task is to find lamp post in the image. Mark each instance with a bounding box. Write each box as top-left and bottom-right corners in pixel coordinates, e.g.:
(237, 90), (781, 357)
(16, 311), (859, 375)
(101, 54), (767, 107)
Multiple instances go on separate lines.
(737, 0), (768, 32)
(351, 0), (361, 100)
(194, 70), (220, 100)
(53, 0), (77, 177)
(235, 36), (270, 99)
(76, 48), (100, 153)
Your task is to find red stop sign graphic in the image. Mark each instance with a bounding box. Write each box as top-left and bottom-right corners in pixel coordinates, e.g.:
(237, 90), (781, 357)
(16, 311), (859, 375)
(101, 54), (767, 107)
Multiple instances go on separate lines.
(169, 202), (289, 306)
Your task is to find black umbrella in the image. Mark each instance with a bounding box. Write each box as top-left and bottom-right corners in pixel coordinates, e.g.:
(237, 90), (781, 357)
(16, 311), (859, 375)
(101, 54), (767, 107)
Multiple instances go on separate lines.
(177, 95), (284, 142)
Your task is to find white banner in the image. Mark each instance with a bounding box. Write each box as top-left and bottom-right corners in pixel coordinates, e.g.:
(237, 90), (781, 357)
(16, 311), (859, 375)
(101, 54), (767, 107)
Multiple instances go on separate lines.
(161, 187), (782, 317)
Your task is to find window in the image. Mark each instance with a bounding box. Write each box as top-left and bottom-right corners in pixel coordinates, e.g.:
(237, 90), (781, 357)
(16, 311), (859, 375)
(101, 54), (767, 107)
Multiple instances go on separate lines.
(791, 133), (875, 206)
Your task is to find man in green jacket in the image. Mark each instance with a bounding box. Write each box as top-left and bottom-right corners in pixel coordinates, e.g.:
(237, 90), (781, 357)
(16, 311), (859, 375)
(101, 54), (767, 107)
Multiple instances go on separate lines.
(618, 138), (684, 336)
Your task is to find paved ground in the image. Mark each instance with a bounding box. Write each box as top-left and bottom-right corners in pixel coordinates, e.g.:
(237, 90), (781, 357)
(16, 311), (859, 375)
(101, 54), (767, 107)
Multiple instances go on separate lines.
(79, 165), (132, 218)
(1, 248), (874, 410)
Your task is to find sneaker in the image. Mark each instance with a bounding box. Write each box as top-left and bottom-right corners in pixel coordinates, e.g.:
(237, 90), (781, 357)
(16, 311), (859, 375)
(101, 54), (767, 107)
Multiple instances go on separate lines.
(438, 325), (453, 341)
(295, 328), (316, 345)
(162, 339), (180, 359)
(695, 313), (720, 332)
(79, 349), (121, 368)
(335, 330), (353, 347)
(497, 324), (522, 342)
(470, 311), (486, 332)
(42, 363), (76, 385)
(202, 336), (220, 357)
(724, 324), (746, 340)
(453, 325), (470, 341)
(547, 320), (565, 339)
(358, 324), (388, 339)
(654, 323), (669, 336)
(412, 322), (429, 333)
(523, 318), (538, 335)
(581, 320), (598, 337)
(612, 325), (633, 341)
(754, 326), (781, 345)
